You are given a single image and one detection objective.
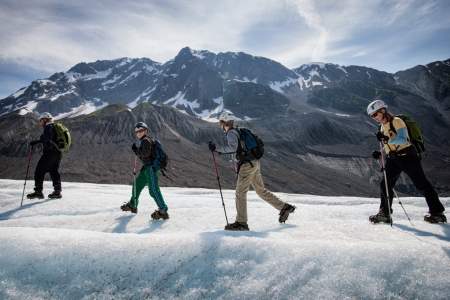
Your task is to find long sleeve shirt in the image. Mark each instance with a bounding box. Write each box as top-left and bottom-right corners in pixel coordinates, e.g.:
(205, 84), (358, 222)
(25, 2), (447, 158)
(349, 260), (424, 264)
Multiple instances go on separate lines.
(133, 136), (155, 166)
(216, 128), (240, 162)
(381, 117), (411, 154)
(36, 122), (59, 153)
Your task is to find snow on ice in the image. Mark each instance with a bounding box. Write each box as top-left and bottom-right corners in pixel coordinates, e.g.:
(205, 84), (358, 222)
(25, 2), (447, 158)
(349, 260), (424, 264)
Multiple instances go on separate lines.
(0, 179), (449, 299)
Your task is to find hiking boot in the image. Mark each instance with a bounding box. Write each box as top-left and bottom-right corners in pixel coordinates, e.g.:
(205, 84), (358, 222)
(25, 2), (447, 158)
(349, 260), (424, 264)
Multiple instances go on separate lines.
(279, 203), (296, 223)
(120, 202), (137, 214)
(224, 221), (249, 231)
(424, 213), (447, 224)
(26, 191), (44, 199)
(369, 210), (392, 224)
(48, 191), (62, 199)
(151, 210), (169, 220)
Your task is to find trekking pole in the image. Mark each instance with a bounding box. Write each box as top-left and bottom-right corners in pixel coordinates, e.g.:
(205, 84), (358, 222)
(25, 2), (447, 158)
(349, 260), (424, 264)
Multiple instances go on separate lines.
(379, 142), (393, 227)
(132, 156), (137, 202)
(393, 189), (414, 226)
(211, 151), (229, 225)
(20, 145), (34, 207)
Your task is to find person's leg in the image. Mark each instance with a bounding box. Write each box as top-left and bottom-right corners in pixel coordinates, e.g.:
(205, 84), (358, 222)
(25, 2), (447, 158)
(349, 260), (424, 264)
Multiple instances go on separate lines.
(147, 167), (168, 211)
(34, 155), (49, 192)
(129, 168), (147, 208)
(251, 161), (285, 210)
(379, 157), (402, 215)
(401, 155), (445, 214)
(48, 153), (62, 192)
(234, 163), (255, 223)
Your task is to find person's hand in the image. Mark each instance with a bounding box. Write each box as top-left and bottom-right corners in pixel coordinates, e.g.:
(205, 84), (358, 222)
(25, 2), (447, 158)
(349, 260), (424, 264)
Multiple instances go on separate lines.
(372, 150), (381, 159)
(376, 131), (389, 142)
(208, 141), (216, 152)
(131, 143), (138, 152)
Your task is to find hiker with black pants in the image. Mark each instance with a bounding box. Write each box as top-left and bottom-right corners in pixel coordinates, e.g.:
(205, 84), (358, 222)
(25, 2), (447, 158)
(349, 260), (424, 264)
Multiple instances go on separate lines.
(208, 112), (295, 231)
(27, 112), (62, 199)
(121, 122), (169, 220)
(367, 99), (446, 224)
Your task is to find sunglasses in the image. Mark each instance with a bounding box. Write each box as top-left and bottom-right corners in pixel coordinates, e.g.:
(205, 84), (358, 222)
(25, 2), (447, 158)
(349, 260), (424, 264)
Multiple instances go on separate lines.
(371, 111), (381, 118)
(134, 128), (146, 134)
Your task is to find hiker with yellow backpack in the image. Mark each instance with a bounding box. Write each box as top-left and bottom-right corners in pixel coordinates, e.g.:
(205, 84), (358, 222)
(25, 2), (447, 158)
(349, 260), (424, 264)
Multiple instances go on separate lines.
(367, 100), (446, 224)
(26, 112), (71, 200)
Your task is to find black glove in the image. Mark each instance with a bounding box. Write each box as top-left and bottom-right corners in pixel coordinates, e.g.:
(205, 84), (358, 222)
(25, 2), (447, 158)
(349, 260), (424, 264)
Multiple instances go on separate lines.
(131, 143), (138, 152)
(208, 141), (216, 152)
(372, 150), (381, 159)
(376, 131), (389, 142)
(29, 140), (40, 146)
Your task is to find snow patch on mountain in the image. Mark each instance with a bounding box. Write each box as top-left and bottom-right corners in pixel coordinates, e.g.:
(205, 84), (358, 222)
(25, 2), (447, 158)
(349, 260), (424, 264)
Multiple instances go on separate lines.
(53, 100), (107, 120)
(338, 65), (348, 75)
(198, 96), (224, 122)
(191, 49), (208, 60)
(164, 91), (200, 113)
(297, 76), (306, 90)
(49, 89), (78, 101)
(269, 78), (298, 93)
(101, 74), (123, 88)
(232, 77), (257, 84)
(17, 101), (38, 115)
(118, 71), (141, 85)
(65, 68), (113, 83)
(37, 79), (54, 86)
(116, 58), (132, 67)
(128, 86), (157, 108)
(144, 63), (160, 74)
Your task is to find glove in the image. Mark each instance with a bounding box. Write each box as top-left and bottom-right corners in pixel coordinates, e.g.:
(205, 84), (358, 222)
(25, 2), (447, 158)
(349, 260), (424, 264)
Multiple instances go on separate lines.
(29, 140), (40, 146)
(372, 150), (381, 159)
(131, 143), (138, 152)
(376, 131), (389, 142)
(208, 141), (216, 152)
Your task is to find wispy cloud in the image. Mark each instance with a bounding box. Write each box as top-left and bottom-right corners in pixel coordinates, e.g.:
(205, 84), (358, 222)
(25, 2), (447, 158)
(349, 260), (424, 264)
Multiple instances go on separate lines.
(0, 0), (449, 97)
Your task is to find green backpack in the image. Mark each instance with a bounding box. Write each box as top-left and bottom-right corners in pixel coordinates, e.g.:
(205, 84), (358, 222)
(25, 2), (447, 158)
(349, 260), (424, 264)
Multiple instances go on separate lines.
(54, 123), (72, 153)
(389, 114), (425, 154)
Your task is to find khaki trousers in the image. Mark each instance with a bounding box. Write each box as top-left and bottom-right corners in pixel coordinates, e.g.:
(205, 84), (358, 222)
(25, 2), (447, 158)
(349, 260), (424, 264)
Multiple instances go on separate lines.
(235, 160), (285, 223)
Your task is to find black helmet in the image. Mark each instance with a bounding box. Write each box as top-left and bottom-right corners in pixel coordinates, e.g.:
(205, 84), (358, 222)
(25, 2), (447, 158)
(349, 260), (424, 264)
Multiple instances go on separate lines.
(135, 122), (148, 130)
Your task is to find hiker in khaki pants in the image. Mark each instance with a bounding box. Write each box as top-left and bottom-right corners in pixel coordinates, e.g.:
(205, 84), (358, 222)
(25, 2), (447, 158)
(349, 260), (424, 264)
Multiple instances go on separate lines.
(208, 112), (296, 231)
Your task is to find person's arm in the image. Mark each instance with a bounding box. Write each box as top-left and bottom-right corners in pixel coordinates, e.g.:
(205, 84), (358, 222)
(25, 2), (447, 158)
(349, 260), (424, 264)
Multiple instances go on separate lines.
(137, 139), (153, 158)
(388, 119), (409, 145)
(39, 124), (57, 149)
(216, 130), (239, 154)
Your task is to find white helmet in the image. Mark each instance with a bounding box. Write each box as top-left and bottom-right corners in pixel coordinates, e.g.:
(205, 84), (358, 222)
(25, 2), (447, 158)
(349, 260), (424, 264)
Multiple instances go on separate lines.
(135, 121), (148, 130)
(39, 112), (53, 120)
(366, 99), (387, 116)
(218, 111), (236, 122)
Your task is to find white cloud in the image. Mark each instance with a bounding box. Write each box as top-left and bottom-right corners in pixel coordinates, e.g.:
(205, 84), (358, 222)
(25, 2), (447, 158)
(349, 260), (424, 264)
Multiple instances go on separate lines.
(0, 0), (449, 76)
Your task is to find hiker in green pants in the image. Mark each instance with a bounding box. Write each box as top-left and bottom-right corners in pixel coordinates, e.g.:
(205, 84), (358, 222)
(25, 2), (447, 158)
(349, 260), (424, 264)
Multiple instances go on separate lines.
(120, 122), (169, 220)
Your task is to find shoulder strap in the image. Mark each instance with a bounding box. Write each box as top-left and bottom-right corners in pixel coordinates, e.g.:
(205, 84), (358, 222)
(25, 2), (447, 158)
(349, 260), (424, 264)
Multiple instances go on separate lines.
(389, 118), (397, 135)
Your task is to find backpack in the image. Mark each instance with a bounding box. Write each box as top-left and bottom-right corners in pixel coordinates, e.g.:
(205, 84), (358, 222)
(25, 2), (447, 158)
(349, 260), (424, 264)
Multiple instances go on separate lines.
(54, 123), (71, 153)
(151, 139), (168, 172)
(389, 115), (425, 154)
(236, 128), (264, 161)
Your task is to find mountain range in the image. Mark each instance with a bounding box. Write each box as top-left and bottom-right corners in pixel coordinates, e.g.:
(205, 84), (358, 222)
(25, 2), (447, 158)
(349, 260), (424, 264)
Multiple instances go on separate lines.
(1, 47), (449, 196)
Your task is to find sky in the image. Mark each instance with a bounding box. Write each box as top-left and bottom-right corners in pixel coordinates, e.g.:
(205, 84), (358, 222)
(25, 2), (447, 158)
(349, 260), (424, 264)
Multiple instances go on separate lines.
(0, 0), (449, 98)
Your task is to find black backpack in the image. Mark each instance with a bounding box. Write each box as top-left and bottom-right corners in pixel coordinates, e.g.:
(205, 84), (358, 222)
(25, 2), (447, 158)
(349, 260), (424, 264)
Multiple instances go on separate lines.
(151, 139), (168, 172)
(236, 128), (264, 161)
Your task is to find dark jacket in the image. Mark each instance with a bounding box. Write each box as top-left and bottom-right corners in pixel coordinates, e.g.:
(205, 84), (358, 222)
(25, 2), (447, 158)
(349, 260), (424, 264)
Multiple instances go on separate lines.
(32, 123), (59, 154)
(133, 136), (155, 166)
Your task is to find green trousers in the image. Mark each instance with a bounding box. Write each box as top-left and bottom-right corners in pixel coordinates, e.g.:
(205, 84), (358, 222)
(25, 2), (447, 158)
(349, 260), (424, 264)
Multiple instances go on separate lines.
(130, 166), (168, 211)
